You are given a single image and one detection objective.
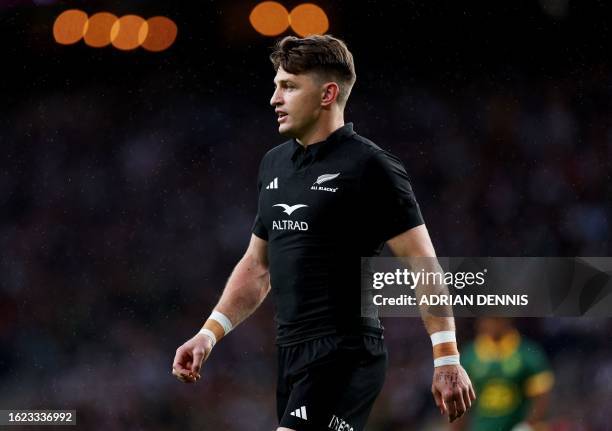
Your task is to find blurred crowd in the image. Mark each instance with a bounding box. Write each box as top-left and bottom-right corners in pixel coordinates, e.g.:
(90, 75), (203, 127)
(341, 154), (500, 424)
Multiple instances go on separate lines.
(0, 62), (611, 430)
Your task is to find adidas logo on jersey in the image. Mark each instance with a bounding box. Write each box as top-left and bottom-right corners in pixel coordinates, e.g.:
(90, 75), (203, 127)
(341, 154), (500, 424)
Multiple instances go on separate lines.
(266, 177), (279, 189)
(290, 406), (308, 420)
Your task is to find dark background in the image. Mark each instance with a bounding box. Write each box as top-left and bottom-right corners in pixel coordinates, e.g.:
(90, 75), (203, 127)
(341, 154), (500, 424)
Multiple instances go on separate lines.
(0, 0), (611, 429)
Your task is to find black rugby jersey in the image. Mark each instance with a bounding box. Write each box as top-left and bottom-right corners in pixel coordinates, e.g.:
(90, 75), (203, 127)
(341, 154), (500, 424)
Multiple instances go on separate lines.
(252, 123), (424, 345)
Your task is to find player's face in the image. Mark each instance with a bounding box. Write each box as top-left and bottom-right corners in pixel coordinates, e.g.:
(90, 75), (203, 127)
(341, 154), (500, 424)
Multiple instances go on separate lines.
(270, 67), (323, 138)
(477, 317), (513, 340)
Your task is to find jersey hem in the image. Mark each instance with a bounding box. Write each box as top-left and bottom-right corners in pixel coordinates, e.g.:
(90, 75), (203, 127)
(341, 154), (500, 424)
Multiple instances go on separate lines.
(275, 325), (384, 347)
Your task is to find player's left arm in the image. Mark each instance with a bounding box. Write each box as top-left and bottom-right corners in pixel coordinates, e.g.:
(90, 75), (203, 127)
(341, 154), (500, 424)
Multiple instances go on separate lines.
(387, 224), (476, 423)
(512, 346), (555, 430)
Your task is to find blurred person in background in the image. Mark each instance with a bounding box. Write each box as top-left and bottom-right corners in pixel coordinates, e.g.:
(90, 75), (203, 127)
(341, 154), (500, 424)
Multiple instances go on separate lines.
(451, 318), (554, 431)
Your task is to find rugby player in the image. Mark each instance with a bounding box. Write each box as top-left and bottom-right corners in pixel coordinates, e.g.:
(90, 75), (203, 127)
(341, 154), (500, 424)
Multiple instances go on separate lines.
(451, 318), (553, 431)
(172, 34), (476, 431)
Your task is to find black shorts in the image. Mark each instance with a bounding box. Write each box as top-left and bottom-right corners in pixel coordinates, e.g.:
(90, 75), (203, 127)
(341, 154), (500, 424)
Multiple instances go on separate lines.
(276, 334), (387, 431)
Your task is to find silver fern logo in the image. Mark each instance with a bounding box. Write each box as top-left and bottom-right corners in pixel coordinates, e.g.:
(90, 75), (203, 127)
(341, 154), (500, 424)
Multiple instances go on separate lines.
(311, 173), (340, 193)
(314, 173), (340, 185)
(310, 172), (340, 193)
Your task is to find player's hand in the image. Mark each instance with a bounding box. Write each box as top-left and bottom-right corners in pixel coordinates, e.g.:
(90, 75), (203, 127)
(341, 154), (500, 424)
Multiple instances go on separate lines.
(431, 364), (476, 423)
(172, 333), (213, 384)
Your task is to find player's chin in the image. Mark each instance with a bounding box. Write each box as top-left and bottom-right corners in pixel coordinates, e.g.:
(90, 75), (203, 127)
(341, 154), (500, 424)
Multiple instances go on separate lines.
(277, 123), (294, 136)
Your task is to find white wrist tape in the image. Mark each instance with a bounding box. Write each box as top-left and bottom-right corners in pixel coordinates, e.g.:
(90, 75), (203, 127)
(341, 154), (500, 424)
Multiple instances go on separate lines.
(210, 310), (233, 335)
(434, 355), (460, 367)
(431, 331), (456, 346)
(198, 328), (217, 347)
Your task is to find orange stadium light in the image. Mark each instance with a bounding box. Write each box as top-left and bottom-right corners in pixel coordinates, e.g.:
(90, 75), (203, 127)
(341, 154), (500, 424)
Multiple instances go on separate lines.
(250, 1), (290, 36)
(54, 10), (178, 52)
(110, 15), (148, 51)
(53, 9), (88, 45)
(289, 3), (329, 37)
(84, 12), (118, 48)
(142, 16), (178, 52)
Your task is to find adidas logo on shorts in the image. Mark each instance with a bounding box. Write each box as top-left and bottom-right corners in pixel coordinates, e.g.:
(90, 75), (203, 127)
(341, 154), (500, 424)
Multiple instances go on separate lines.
(290, 406), (307, 420)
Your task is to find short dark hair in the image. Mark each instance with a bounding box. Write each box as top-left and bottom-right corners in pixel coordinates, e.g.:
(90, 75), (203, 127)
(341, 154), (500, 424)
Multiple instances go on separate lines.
(270, 35), (356, 107)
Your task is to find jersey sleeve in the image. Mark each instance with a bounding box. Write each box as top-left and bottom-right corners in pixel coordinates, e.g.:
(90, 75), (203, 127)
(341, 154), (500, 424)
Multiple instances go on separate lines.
(362, 149), (424, 243)
(251, 158), (268, 241)
(522, 341), (554, 397)
(252, 215), (268, 240)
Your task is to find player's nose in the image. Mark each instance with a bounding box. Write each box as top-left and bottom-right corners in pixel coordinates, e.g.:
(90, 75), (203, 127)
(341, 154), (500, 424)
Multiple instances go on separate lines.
(270, 89), (283, 107)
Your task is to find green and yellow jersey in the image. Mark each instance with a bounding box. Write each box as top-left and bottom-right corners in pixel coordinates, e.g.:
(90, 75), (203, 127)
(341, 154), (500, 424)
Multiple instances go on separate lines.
(461, 330), (554, 431)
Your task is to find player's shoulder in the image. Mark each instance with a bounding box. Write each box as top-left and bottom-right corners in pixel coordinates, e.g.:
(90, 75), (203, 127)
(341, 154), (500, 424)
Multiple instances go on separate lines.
(349, 133), (402, 165)
(263, 139), (294, 159)
(258, 139), (294, 168)
(347, 133), (407, 176)
(268, 138), (295, 157)
(348, 132), (383, 155)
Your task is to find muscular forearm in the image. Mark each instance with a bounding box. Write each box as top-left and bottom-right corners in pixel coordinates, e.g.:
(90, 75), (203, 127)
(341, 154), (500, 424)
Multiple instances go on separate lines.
(422, 314), (455, 336)
(392, 255), (455, 334)
(413, 257), (456, 335)
(173, 236), (269, 384)
(214, 252), (270, 328)
(387, 225), (455, 335)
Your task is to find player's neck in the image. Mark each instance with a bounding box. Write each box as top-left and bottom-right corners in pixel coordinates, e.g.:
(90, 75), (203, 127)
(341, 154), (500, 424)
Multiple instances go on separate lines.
(296, 113), (345, 147)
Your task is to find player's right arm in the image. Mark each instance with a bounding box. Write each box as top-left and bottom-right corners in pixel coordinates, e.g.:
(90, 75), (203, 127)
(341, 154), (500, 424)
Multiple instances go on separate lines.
(172, 234), (270, 383)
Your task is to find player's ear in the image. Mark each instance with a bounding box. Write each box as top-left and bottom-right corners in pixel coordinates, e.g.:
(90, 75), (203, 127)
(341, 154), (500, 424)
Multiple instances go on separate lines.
(321, 82), (340, 107)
